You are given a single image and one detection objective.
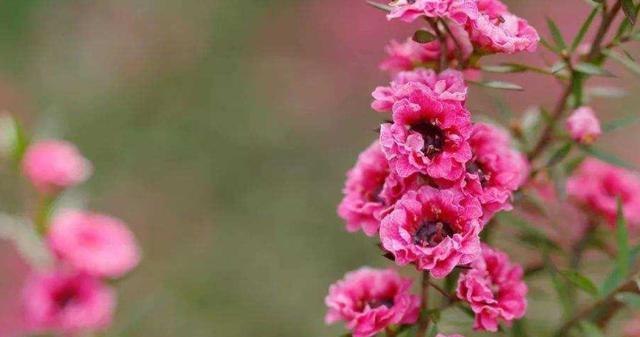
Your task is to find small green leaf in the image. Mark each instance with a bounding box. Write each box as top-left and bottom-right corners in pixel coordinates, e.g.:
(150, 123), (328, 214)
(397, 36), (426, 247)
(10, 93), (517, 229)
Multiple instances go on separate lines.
(574, 62), (614, 77)
(565, 155), (586, 175)
(571, 6), (600, 51)
(539, 37), (562, 54)
(616, 292), (640, 309)
(366, 0), (392, 12)
(427, 324), (439, 337)
(481, 64), (528, 73)
(545, 256), (573, 317)
(560, 270), (599, 296)
(413, 29), (437, 43)
(546, 17), (567, 50)
(547, 142), (573, 167)
(579, 145), (636, 169)
(603, 114), (640, 132)
(580, 321), (606, 337)
(622, 0), (637, 25)
(587, 86), (628, 98)
(605, 49), (640, 76)
(551, 61), (568, 74)
(616, 197), (630, 279)
(511, 319), (529, 337)
(469, 80), (524, 91)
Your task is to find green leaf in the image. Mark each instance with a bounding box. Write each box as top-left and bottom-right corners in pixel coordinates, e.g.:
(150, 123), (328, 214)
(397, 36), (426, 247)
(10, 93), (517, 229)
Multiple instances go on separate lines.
(551, 61), (568, 74)
(579, 145), (636, 170)
(539, 37), (562, 54)
(616, 197), (630, 279)
(366, 0), (392, 12)
(546, 17), (567, 50)
(580, 321), (606, 337)
(545, 256), (573, 317)
(616, 292), (640, 309)
(511, 319), (529, 337)
(587, 86), (628, 98)
(622, 0), (637, 26)
(469, 80), (523, 91)
(574, 62), (614, 77)
(0, 213), (52, 268)
(565, 155), (586, 175)
(571, 6), (600, 51)
(481, 64), (528, 73)
(547, 142), (573, 167)
(603, 114), (640, 132)
(413, 29), (437, 43)
(605, 49), (640, 76)
(560, 270), (599, 296)
(427, 324), (439, 337)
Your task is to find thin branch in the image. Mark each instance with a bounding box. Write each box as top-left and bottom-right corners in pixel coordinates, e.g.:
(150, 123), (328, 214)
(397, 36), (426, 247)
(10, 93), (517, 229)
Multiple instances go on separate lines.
(416, 272), (431, 337)
(440, 19), (466, 68)
(427, 19), (448, 72)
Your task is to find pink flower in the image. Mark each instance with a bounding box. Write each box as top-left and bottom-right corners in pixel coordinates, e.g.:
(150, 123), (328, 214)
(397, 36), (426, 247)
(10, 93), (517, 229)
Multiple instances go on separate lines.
(325, 267), (420, 337)
(463, 123), (529, 222)
(466, 1), (539, 54)
(22, 271), (115, 335)
(338, 142), (419, 236)
(566, 159), (640, 228)
(624, 316), (640, 337)
(48, 210), (141, 278)
(379, 27), (473, 74)
(456, 244), (527, 331)
(373, 69), (468, 112)
(22, 140), (92, 195)
(378, 87), (473, 180)
(387, 0), (478, 24)
(566, 107), (601, 144)
(379, 186), (482, 278)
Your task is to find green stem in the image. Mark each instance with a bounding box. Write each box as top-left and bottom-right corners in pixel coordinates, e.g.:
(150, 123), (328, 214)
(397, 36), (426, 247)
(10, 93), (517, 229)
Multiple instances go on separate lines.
(416, 272), (431, 337)
(34, 194), (55, 236)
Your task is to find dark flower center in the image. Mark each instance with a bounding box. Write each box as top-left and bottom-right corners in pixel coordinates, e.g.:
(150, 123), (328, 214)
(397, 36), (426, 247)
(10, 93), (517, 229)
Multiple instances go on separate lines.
(407, 0), (416, 4)
(411, 122), (445, 159)
(53, 285), (79, 310)
(466, 161), (490, 186)
(413, 220), (454, 247)
(369, 298), (395, 309)
(365, 178), (386, 203)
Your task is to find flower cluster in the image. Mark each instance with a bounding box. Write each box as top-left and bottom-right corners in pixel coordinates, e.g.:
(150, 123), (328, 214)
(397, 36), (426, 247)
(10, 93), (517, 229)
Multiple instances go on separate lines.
(380, 0), (539, 74)
(18, 139), (140, 335)
(327, 1), (537, 336)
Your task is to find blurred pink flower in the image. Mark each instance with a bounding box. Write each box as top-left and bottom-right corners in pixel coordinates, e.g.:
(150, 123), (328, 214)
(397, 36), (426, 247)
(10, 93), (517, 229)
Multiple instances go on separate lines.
(338, 142), (420, 236)
(48, 210), (140, 278)
(566, 107), (601, 144)
(379, 88), (473, 180)
(624, 316), (640, 337)
(22, 140), (92, 195)
(23, 270), (115, 335)
(456, 244), (527, 331)
(462, 123), (529, 223)
(325, 267), (420, 337)
(567, 159), (640, 228)
(380, 186), (482, 278)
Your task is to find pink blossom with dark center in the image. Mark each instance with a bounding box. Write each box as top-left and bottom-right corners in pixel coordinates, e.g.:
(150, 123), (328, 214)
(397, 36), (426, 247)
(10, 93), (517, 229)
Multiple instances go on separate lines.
(566, 158), (640, 228)
(325, 267), (420, 337)
(378, 86), (473, 180)
(338, 142), (421, 236)
(22, 271), (115, 335)
(456, 244), (527, 331)
(462, 123), (529, 223)
(566, 106), (601, 144)
(379, 186), (482, 278)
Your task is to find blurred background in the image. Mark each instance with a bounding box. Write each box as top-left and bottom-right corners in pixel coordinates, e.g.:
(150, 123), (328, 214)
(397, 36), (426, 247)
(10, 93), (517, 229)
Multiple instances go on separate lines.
(0, 0), (639, 336)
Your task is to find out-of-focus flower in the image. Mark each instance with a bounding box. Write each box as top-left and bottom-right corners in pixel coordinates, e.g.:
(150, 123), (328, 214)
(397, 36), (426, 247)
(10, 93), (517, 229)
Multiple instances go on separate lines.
(456, 244), (527, 331)
(21, 140), (92, 195)
(325, 267), (420, 337)
(466, 1), (539, 54)
(22, 271), (115, 335)
(566, 159), (640, 228)
(378, 83), (473, 180)
(338, 142), (419, 236)
(462, 123), (529, 223)
(624, 316), (640, 337)
(373, 69), (468, 112)
(48, 210), (140, 278)
(566, 107), (601, 144)
(380, 186), (482, 278)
